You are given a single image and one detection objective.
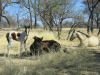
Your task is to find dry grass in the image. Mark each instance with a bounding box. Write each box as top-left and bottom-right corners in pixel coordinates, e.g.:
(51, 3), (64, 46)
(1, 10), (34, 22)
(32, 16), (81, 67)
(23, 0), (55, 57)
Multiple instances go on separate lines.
(0, 28), (100, 75)
(0, 28), (77, 54)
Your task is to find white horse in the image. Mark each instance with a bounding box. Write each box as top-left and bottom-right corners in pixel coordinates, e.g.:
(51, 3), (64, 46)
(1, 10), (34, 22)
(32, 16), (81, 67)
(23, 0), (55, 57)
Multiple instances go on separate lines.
(6, 26), (30, 56)
(67, 24), (99, 47)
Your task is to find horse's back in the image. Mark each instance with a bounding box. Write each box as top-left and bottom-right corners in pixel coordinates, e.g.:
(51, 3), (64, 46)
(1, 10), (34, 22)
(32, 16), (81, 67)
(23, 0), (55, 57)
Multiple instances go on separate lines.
(88, 36), (99, 47)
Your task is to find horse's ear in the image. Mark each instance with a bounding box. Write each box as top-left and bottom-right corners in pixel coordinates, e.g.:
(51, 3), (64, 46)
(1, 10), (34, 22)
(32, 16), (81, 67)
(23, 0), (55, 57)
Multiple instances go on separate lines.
(41, 37), (43, 40)
(33, 36), (37, 39)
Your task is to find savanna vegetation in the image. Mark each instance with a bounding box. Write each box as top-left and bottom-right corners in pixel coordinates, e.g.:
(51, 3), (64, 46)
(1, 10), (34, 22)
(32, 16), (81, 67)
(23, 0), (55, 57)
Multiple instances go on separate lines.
(0, 0), (100, 75)
(0, 28), (99, 75)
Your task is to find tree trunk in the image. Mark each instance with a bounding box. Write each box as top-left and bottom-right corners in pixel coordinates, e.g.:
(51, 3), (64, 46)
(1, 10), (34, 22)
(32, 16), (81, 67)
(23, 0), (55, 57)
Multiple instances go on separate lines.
(17, 14), (20, 29)
(34, 12), (37, 28)
(0, 0), (2, 22)
(28, 0), (33, 29)
(86, 0), (100, 34)
(96, 13), (100, 35)
(34, 0), (37, 28)
(0, 15), (10, 27)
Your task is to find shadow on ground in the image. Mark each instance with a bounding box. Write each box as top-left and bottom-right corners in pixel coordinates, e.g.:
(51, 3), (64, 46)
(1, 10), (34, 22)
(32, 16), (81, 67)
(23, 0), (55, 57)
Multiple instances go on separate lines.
(0, 51), (32, 59)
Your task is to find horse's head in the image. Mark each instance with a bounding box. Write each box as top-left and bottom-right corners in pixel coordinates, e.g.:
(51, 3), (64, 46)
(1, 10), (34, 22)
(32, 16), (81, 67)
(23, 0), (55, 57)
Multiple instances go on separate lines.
(69, 29), (77, 41)
(33, 36), (43, 42)
(33, 36), (43, 50)
(24, 25), (31, 35)
(67, 24), (77, 41)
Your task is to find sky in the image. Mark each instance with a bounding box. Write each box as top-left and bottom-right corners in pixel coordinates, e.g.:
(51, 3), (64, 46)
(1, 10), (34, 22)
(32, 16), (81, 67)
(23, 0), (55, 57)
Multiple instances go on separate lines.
(5, 0), (85, 15)
(4, 0), (86, 25)
(5, 4), (20, 15)
(74, 0), (85, 11)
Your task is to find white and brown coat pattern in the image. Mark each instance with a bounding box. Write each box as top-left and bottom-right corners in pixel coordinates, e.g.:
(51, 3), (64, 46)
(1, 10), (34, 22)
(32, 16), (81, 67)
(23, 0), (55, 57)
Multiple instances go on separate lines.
(6, 26), (30, 56)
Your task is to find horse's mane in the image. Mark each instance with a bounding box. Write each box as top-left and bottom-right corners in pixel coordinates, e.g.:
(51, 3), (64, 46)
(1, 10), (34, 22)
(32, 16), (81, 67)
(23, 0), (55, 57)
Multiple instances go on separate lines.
(77, 31), (90, 38)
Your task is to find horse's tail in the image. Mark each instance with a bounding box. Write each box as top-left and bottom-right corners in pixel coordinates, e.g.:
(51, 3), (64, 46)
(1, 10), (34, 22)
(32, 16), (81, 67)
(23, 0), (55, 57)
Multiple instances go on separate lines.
(6, 33), (9, 43)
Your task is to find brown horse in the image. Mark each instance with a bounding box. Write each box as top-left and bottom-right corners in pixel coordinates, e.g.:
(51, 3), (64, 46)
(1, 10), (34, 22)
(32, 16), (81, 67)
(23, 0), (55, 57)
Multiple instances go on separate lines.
(30, 36), (61, 55)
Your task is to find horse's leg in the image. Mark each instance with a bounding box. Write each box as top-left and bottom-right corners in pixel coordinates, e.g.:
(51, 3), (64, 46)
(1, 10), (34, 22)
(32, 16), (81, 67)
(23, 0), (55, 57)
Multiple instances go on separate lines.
(6, 40), (12, 57)
(5, 44), (10, 57)
(46, 47), (50, 53)
(34, 49), (36, 56)
(24, 42), (28, 56)
(19, 42), (23, 57)
(37, 50), (39, 57)
(24, 42), (27, 51)
(6, 45), (10, 57)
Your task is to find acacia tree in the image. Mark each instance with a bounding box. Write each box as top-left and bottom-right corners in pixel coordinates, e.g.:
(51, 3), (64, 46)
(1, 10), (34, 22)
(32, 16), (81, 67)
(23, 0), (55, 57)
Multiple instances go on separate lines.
(37, 0), (54, 30)
(17, 0), (33, 29)
(16, 0), (39, 29)
(0, 0), (11, 27)
(38, 0), (75, 39)
(30, 0), (38, 28)
(83, 0), (100, 34)
(94, 2), (100, 35)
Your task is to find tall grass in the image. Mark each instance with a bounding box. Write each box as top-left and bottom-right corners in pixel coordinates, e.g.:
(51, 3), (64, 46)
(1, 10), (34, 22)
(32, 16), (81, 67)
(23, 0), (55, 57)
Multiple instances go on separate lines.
(0, 28), (100, 75)
(0, 48), (99, 75)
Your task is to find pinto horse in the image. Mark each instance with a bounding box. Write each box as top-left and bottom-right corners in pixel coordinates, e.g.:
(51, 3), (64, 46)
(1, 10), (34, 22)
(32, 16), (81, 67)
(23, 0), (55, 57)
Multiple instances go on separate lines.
(30, 36), (61, 55)
(6, 26), (30, 56)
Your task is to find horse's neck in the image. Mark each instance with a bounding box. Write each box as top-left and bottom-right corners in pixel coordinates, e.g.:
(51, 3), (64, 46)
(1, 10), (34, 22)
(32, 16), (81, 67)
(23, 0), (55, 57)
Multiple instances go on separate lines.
(24, 29), (28, 35)
(21, 31), (27, 35)
(76, 32), (85, 43)
(17, 31), (27, 41)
